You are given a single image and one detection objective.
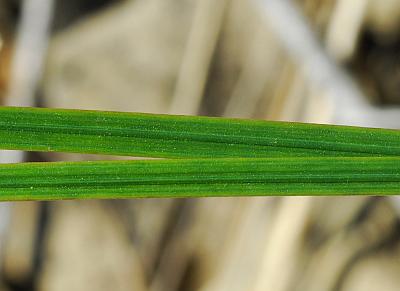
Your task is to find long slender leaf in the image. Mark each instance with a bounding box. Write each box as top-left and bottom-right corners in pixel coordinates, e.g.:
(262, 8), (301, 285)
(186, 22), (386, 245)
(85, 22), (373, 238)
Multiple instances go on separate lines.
(0, 106), (399, 158)
(0, 157), (399, 201)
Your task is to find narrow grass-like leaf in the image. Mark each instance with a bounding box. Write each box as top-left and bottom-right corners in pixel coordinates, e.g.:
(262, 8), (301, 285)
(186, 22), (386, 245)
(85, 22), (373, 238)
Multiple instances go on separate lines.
(0, 106), (399, 158)
(0, 157), (399, 201)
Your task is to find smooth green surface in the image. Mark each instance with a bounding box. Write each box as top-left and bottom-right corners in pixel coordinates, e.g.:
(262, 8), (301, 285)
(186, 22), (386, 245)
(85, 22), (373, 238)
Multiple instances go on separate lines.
(0, 106), (398, 200)
(0, 157), (398, 200)
(0, 106), (399, 158)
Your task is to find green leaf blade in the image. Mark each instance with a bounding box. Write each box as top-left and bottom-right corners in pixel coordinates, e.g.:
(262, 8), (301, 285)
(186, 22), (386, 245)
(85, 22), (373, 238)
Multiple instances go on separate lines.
(0, 157), (399, 201)
(0, 106), (399, 158)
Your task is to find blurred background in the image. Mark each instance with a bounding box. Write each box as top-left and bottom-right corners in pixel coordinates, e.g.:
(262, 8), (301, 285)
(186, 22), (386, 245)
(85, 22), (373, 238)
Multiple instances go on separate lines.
(0, 0), (400, 290)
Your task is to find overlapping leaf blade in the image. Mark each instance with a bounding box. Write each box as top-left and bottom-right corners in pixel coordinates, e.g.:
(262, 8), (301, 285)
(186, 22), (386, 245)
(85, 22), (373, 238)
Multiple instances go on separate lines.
(0, 106), (398, 200)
